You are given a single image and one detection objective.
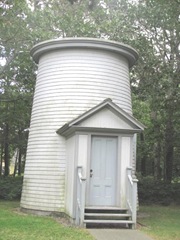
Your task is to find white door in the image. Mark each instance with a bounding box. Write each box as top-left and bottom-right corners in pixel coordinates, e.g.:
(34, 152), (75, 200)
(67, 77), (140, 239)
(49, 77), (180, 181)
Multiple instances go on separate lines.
(89, 136), (117, 206)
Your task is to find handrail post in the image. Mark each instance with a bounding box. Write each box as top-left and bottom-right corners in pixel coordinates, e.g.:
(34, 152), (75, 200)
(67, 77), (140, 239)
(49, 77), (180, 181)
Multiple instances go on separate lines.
(76, 166), (86, 227)
(126, 167), (133, 211)
(126, 167), (138, 229)
(132, 178), (138, 229)
(80, 178), (86, 226)
(127, 167), (132, 176)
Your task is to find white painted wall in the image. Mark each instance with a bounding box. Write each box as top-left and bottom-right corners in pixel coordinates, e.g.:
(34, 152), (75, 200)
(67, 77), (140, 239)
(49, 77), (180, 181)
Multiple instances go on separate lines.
(119, 136), (132, 207)
(79, 108), (135, 129)
(77, 135), (88, 178)
(21, 39), (136, 213)
(65, 135), (76, 217)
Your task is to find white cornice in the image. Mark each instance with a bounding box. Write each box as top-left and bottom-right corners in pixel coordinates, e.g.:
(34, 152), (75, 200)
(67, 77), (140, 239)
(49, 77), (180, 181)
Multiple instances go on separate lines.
(31, 38), (138, 67)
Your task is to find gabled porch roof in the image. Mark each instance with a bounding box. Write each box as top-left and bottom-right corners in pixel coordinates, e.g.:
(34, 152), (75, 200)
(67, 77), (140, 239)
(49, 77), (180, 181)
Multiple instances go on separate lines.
(56, 98), (145, 137)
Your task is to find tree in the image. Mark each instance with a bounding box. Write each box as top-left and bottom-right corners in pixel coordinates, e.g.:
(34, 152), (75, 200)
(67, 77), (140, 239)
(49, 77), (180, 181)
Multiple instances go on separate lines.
(128, 0), (180, 182)
(0, 0), (110, 175)
(0, 0), (179, 181)
(0, 1), (35, 175)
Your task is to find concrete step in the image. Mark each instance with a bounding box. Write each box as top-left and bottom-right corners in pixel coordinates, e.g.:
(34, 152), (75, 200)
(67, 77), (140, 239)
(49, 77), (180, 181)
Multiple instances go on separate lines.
(85, 207), (128, 214)
(85, 213), (131, 217)
(85, 206), (128, 210)
(84, 213), (131, 220)
(84, 207), (133, 228)
(84, 219), (133, 224)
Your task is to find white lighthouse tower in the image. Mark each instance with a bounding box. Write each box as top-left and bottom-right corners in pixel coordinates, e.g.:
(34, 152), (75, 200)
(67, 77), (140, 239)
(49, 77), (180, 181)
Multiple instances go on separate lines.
(21, 38), (143, 228)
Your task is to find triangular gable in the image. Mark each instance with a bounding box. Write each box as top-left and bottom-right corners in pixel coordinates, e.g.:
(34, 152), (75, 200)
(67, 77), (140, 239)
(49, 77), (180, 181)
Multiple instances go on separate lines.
(78, 107), (138, 129)
(57, 98), (145, 137)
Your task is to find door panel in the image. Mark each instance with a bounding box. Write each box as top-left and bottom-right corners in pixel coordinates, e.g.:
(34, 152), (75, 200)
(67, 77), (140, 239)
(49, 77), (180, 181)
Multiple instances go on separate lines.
(89, 136), (117, 206)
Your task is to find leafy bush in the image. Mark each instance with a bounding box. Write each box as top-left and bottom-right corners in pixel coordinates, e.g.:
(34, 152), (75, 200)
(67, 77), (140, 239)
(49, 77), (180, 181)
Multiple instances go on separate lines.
(138, 177), (180, 205)
(0, 176), (23, 200)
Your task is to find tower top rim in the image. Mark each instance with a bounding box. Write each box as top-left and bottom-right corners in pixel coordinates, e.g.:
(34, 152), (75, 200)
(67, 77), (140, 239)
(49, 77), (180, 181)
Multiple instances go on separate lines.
(31, 37), (138, 67)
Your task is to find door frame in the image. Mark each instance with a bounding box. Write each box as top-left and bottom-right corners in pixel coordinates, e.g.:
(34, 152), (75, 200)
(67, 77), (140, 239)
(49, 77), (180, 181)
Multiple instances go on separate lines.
(86, 133), (121, 207)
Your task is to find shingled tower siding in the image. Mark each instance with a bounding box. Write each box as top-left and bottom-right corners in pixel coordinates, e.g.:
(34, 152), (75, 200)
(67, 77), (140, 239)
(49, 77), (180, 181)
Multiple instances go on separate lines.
(20, 38), (138, 213)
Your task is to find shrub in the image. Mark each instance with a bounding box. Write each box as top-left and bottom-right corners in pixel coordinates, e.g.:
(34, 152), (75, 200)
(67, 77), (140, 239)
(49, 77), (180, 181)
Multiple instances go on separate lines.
(138, 177), (180, 205)
(0, 176), (23, 200)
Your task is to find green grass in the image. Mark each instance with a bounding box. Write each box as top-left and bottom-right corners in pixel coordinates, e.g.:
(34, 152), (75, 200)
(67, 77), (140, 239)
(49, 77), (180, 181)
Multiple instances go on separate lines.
(138, 205), (180, 240)
(0, 201), (94, 240)
(1, 201), (180, 240)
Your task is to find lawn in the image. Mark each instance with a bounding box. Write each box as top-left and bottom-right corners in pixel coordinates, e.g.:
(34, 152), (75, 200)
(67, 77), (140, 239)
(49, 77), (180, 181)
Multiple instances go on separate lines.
(1, 201), (180, 240)
(138, 205), (180, 240)
(0, 201), (94, 240)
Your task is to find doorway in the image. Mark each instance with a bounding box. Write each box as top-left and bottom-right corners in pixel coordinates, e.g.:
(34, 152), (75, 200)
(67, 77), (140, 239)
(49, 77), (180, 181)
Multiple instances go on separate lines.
(89, 136), (117, 206)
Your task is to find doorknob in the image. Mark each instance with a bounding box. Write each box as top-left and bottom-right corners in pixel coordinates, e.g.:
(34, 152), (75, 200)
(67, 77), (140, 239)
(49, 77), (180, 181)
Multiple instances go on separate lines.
(90, 169), (93, 178)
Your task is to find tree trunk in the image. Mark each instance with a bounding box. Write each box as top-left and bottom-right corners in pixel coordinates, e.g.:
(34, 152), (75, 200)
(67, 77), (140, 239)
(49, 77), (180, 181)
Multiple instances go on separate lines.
(164, 117), (174, 183)
(151, 111), (162, 179)
(140, 132), (146, 176)
(0, 143), (3, 176)
(18, 148), (22, 176)
(154, 142), (162, 180)
(4, 123), (9, 176)
(13, 149), (19, 177)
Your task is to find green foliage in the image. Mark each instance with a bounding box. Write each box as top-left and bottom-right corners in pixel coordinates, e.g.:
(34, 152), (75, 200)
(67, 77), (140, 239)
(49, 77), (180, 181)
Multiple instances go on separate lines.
(130, 0), (180, 182)
(0, 177), (23, 200)
(0, 0), (179, 181)
(138, 177), (180, 205)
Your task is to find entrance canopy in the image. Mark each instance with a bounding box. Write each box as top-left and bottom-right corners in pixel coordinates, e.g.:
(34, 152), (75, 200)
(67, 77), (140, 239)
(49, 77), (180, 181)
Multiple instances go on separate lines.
(57, 98), (145, 137)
